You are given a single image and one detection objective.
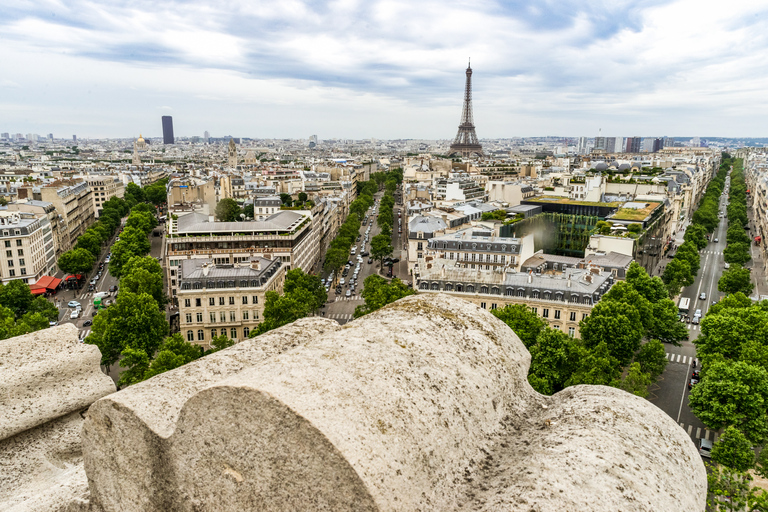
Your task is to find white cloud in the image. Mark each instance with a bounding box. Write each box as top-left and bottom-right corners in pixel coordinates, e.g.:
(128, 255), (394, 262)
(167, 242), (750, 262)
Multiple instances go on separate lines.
(1, 0), (768, 137)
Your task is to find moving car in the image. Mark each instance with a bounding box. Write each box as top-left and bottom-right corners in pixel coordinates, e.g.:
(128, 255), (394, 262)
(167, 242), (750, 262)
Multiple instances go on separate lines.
(83, 320), (92, 327)
(345, 290), (351, 297)
(70, 310), (80, 319)
(68, 301), (81, 308)
(699, 292), (706, 300)
(714, 238), (719, 243)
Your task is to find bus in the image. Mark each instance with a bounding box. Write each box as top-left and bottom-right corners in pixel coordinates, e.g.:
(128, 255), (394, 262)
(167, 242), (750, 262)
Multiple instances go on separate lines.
(678, 297), (691, 316)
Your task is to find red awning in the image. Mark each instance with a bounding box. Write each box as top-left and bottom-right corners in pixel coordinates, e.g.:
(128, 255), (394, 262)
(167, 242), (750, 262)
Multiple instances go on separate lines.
(35, 276), (63, 291)
(29, 285), (47, 295)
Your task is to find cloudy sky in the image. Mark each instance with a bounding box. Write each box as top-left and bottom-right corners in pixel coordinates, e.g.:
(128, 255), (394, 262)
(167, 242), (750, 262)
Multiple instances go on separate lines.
(1, 0), (767, 140)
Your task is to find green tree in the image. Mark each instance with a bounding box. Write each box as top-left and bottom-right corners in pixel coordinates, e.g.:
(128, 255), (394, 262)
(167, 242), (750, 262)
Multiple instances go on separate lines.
(706, 465), (753, 512)
(279, 193), (292, 206)
(208, 333), (236, 353)
(324, 247), (349, 276)
(689, 360), (768, 444)
(283, 268), (327, 312)
(120, 225), (151, 254)
(625, 262), (668, 303)
(75, 230), (103, 258)
(298, 192), (308, 203)
(727, 224), (752, 245)
(712, 426), (755, 472)
(724, 242), (752, 266)
(124, 182), (146, 205)
(141, 333), (202, 381)
(595, 220), (612, 235)
(85, 291), (169, 371)
(695, 305), (768, 364)
(635, 339), (668, 379)
(611, 362), (652, 398)
(580, 300), (643, 366)
(684, 224), (708, 250)
(117, 348), (150, 388)
(215, 198), (241, 222)
(145, 184), (166, 206)
(491, 304), (547, 349)
(125, 210), (156, 234)
(527, 328), (582, 395)
(627, 223), (642, 233)
(719, 265), (755, 296)
(119, 259), (166, 307)
(648, 299), (689, 345)
(566, 341), (621, 386)
(675, 241), (701, 276)
(57, 248), (96, 275)
(251, 290), (314, 336)
(661, 258), (693, 297)
(370, 233), (393, 269)
(353, 275), (415, 318)
(27, 295), (58, 321)
(242, 203), (254, 219)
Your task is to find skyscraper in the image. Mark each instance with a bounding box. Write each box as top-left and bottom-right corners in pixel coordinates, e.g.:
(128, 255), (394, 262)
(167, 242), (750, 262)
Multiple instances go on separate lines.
(162, 116), (175, 145)
(605, 137), (617, 153)
(625, 137), (641, 153)
(203, 131), (210, 143)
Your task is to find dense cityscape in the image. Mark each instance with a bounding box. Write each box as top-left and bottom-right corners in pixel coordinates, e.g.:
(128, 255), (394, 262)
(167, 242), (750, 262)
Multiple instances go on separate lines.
(4, 1), (768, 510)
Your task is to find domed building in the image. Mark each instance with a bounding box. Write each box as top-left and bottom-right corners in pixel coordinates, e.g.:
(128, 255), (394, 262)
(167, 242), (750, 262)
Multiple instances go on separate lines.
(133, 134), (147, 166)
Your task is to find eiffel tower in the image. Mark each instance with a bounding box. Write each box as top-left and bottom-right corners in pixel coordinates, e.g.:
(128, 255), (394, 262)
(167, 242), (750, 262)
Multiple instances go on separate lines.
(449, 61), (483, 158)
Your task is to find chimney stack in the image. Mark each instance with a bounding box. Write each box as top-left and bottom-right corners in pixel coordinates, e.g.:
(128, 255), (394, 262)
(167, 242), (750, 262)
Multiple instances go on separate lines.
(528, 270), (532, 284)
(251, 259), (261, 271)
(202, 263), (210, 277)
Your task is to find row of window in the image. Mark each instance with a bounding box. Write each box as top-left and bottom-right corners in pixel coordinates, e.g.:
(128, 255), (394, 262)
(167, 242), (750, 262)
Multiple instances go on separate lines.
(186, 327), (250, 342)
(4, 240), (23, 247)
(421, 282), (594, 304)
(183, 296), (259, 307)
(5, 249), (23, 257)
(181, 279), (270, 290)
(478, 302), (580, 337)
(184, 310), (260, 323)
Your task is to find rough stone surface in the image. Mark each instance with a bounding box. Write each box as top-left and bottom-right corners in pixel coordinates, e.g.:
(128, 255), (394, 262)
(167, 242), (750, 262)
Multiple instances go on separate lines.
(81, 294), (706, 512)
(0, 324), (115, 512)
(0, 324), (115, 440)
(459, 386), (707, 511)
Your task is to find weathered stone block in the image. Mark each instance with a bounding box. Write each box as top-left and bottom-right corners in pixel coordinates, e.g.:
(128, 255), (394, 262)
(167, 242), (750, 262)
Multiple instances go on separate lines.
(82, 294), (706, 511)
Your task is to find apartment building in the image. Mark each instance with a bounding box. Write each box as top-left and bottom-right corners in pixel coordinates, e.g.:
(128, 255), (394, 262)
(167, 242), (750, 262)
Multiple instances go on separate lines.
(84, 175), (125, 217)
(166, 210), (314, 304)
(17, 181), (95, 255)
(176, 257), (286, 349)
(435, 177), (486, 202)
(413, 227), (535, 282)
(416, 262), (615, 337)
(0, 210), (56, 284)
(251, 196), (281, 221)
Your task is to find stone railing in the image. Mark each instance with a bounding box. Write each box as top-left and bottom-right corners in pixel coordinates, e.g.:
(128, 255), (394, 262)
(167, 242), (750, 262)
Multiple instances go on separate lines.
(1, 295), (707, 511)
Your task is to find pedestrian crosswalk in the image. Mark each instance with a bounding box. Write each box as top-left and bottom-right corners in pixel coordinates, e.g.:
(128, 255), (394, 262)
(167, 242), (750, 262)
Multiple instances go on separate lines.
(687, 324), (699, 331)
(665, 353), (698, 365)
(702, 250), (722, 255)
(80, 329), (90, 341)
(333, 296), (361, 302)
(680, 423), (720, 443)
(327, 313), (354, 321)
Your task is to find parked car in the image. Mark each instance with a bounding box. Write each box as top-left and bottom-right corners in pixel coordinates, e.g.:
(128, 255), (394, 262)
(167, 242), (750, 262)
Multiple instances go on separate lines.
(49, 320), (58, 327)
(345, 290), (351, 297)
(368, 258), (373, 264)
(340, 278), (345, 285)
(724, 262), (730, 269)
(688, 376), (699, 390)
(699, 438), (712, 458)
(361, 251), (369, 257)
(67, 301), (81, 308)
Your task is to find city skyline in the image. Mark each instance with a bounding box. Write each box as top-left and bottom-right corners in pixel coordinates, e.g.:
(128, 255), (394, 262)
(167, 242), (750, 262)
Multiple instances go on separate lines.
(2, 1), (768, 139)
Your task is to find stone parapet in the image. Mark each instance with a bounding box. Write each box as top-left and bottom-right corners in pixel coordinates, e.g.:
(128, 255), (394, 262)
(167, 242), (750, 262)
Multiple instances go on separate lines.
(81, 294), (706, 511)
(0, 324), (116, 511)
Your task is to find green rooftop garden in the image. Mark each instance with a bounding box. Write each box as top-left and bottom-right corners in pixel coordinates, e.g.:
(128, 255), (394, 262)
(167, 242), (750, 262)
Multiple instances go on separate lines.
(610, 202), (662, 221)
(526, 196), (622, 208)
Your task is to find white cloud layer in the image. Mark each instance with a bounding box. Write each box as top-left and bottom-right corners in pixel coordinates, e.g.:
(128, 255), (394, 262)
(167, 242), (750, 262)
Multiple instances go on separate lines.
(1, 0), (767, 138)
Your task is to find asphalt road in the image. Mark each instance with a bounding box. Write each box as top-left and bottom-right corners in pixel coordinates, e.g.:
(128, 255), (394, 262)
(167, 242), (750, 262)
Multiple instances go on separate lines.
(651, 182), (732, 447)
(55, 221), (165, 384)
